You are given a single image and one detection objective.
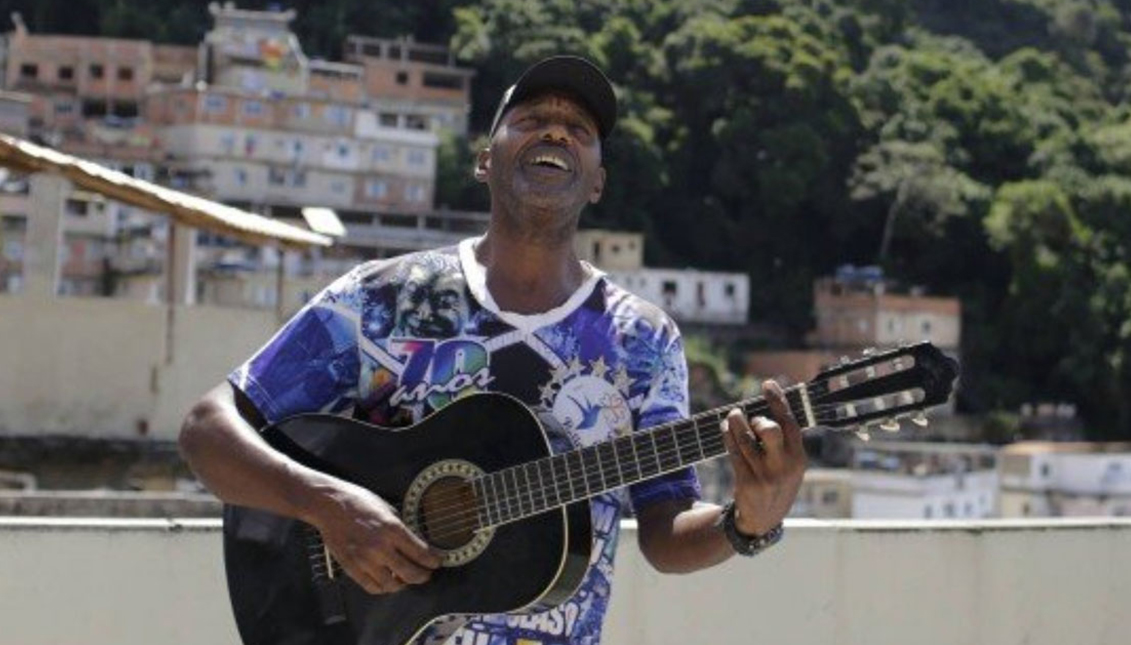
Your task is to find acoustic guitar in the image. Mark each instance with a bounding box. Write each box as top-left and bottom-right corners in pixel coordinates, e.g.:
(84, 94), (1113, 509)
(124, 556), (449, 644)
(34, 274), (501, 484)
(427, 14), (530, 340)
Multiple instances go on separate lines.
(224, 341), (958, 645)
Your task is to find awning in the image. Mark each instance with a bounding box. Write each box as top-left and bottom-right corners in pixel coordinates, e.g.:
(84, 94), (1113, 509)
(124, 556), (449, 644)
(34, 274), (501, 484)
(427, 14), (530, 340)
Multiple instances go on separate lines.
(0, 133), (332, 249)
(300, 207), (347, 238)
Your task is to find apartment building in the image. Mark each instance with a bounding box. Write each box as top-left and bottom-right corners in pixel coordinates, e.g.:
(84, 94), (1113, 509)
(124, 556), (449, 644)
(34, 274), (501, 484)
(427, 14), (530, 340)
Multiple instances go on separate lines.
(576, 229), (750, 325)
(0, 4), (477, 306)
(851, 441), (999, 519)
(999, 441), (1131, 517)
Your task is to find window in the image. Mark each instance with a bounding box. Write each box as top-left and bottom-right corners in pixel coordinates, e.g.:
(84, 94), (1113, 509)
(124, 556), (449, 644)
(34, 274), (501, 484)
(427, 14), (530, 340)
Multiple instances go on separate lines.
(422, 72), (463, 90)
(924, 505), (933, 519)
(405, 183), (427, 203)
(379, 113), (398, 127)
(58, 66), (74, 81)
(291, 102), (310, 119)
(820, 490), (839, 505)
(943, 502), (955, 518)
(337, 143), (351, 158)
(3, 239), (23, 261)
(242, 100), (265, 117)
(372, 145), (393, 162)
(395, 71), (409, 85)
(117, 66), (134, 81)
(19, 63), (37, 79)
(324, 105), (350, 127)
(405, 115), (428, 131)
(55, 101), (75, 116)
(366, 178), (388, 199)
(725, 282), (736, 297)
(235, 168), (248, 186)
(1040, 463), (1051, 478)
(406, 149), (427, 167)
(89, 63), (104, 79)
(204, 94), (228, 113)
(662, 280), (677, 295)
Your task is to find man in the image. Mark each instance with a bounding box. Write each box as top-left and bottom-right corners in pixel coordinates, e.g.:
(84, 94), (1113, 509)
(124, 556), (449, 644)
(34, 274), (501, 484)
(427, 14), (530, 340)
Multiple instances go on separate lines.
(180, 56), (806, 644)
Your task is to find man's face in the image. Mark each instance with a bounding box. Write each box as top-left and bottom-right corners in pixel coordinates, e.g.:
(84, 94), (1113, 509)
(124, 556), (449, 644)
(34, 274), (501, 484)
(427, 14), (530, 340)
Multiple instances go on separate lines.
(477, 91), (606, 216)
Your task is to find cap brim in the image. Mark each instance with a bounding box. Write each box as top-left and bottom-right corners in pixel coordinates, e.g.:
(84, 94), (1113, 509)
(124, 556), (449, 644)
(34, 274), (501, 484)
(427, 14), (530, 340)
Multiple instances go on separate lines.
(491, 56), (617, 140)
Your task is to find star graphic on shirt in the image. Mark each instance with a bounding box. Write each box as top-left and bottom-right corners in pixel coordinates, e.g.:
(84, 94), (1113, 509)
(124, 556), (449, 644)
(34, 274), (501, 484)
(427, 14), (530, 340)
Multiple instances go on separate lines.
(566, 356), (584, 378)
(613, 366), (632, 394)
(590, 355), (609, 379)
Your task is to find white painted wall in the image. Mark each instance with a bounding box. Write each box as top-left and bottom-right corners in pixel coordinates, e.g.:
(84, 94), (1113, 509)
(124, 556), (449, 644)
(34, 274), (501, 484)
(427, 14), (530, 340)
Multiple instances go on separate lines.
(1, 518), (1129, 645)
(0, 295), (280, 439)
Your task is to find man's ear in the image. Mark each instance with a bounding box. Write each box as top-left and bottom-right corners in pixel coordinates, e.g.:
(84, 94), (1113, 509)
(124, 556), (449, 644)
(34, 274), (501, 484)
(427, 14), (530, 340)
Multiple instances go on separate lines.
(589, 166), (606, 204)
(474, 148), (491, 183)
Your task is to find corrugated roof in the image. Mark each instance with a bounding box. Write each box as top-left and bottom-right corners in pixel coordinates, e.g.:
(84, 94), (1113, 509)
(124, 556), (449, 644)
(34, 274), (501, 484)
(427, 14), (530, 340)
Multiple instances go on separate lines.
(0, 133), (331, 249)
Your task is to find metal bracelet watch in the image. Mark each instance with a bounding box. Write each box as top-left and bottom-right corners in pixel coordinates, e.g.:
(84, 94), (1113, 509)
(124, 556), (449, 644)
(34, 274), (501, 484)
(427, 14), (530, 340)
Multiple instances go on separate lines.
(719, 500), (784, 557)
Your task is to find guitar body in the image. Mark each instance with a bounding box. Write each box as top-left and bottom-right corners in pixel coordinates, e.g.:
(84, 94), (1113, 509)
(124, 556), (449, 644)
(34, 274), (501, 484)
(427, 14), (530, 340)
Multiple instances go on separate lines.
(223, 393), (593, 645)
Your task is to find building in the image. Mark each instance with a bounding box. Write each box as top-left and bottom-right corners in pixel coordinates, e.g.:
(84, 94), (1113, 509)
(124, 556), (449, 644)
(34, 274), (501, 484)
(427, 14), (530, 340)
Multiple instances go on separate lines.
(999, 441), (1131, 517)
(0, 4), (479, 309)
(851, 440), (998, 519)
(576, 229), (750, 326)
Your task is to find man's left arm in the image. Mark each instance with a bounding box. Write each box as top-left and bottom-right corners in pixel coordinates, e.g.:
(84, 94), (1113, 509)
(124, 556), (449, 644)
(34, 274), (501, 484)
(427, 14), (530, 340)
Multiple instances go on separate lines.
(636, 381), (807, 573)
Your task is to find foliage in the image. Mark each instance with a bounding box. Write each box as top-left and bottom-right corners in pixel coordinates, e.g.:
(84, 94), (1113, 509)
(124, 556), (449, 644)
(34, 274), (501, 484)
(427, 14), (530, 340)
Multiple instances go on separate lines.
(8, 0), (1131, 437)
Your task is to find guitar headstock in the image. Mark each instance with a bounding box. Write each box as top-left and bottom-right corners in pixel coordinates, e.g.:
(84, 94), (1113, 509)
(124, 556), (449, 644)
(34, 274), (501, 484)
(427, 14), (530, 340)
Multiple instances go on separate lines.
(805, 342), (959, 436)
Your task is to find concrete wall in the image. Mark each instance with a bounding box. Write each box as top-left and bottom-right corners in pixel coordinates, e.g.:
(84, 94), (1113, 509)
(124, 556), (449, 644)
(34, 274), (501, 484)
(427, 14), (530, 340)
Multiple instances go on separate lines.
(1, 518), (1129, 645)
(0, 295), (279, 439)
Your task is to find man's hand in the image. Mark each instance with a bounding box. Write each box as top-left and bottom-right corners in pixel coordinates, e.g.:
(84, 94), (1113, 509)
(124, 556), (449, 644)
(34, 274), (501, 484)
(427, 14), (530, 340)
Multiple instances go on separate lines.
(721, 380), (807, 536)
(309, 481), (443, 595)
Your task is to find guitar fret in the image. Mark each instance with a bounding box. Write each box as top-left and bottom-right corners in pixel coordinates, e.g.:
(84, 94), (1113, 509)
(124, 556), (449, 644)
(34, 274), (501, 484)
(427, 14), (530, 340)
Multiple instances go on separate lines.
(655, 425), (680, 472)
(581, 447), (602, 493)
(509, 468), (525, 518)
(553, 454), (572, 504)
(596, 442), (620, 490)
(691, 418), (707, 461)
(473, 478), (490, 528)
(532, 461), (547, 513)
(489, 472), (505, 523)
(537, 459), (556, 510)
(615, 435), (641, 484)
(522, 464), (536, 516)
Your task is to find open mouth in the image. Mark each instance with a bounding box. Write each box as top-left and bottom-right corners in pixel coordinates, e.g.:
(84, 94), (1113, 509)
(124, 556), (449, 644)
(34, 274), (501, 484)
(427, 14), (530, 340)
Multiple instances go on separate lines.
(524, 148), (573, 173)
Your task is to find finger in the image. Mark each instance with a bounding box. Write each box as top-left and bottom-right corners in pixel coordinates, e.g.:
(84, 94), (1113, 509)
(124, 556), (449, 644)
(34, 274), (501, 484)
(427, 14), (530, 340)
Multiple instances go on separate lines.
(381, 567), (407, 593)
(725, 408), (764, 477)
(720, 414), (756, 485)
(392, 525), (444, 569)
(749, 416), (784, 464)
(764, 380), (804, 454)
(385, 549), (434, 585)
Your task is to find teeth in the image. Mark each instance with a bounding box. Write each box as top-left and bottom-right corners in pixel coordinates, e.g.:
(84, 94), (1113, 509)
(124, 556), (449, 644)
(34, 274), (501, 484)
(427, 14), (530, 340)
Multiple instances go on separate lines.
(532, 155), (569, 171)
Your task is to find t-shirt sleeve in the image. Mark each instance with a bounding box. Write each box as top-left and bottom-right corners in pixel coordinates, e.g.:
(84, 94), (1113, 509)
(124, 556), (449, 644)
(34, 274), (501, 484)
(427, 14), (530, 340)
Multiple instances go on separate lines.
(628, 327), (702, 511)
(228, 268), (364, 424)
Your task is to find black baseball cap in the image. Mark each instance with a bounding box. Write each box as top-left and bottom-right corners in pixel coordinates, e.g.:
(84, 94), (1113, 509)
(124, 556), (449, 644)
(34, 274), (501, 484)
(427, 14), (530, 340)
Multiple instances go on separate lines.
(488, 56), (617, 140)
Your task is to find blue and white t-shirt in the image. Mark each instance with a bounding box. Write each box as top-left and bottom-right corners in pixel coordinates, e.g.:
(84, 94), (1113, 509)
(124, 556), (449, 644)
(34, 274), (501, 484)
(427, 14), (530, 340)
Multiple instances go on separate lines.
(230, 237), (700, 645)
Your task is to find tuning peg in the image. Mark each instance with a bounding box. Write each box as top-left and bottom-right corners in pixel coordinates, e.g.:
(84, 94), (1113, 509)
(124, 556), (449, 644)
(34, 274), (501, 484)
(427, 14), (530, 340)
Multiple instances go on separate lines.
(863, 347), (877, 356)
(879, 418), (900, 432)
(911, 412), (929, 427)
(855, 429), (871, 442)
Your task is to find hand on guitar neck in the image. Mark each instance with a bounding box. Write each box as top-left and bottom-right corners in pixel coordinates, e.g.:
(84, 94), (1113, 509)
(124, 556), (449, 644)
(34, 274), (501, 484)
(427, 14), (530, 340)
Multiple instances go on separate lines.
(721, 380), (807, 537)
(304, 478), (443, 595)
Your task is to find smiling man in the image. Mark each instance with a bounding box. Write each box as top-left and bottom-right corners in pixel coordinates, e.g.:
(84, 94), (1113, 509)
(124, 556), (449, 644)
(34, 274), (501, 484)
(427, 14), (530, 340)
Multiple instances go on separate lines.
(179, 56), (807, 645)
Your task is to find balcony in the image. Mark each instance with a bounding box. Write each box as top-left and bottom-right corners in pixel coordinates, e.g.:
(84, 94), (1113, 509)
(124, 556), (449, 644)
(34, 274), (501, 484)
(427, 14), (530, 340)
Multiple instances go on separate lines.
(1, 517), (1127, 644)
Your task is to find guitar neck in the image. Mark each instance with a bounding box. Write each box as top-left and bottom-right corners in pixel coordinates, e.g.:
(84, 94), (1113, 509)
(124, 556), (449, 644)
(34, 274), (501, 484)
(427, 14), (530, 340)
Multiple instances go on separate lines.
(472, 384), (816, 529)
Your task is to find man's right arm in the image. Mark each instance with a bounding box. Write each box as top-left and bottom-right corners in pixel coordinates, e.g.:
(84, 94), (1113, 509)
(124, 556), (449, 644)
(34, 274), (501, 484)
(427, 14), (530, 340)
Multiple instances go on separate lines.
(179, 382), (441, 594)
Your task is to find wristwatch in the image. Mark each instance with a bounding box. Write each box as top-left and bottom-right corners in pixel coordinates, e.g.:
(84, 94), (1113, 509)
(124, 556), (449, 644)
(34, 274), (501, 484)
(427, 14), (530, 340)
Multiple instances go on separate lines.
(719, 500), (784, 557)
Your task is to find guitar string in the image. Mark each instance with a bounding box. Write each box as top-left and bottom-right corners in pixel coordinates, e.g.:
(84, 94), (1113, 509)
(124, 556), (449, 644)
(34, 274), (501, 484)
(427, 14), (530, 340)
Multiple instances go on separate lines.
(413, 386), (919, 541)
(407, 379), (917, 539)
(306, 362), (921, 565)
(406, 384), (911, 540)
(407, 380), (881, 528)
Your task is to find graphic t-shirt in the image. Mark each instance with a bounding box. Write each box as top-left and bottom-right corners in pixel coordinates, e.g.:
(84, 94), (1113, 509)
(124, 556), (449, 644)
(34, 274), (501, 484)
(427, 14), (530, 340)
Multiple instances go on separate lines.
(230, 237), (701, 645)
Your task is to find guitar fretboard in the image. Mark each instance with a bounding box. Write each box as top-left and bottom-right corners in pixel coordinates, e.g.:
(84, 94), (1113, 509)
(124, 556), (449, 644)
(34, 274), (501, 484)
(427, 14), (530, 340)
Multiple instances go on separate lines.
(470, 384), (815, 529)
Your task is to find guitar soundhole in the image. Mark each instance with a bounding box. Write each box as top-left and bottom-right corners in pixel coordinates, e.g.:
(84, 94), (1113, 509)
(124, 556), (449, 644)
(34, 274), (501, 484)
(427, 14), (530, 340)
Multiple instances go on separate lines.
(419, 477), (476, 550)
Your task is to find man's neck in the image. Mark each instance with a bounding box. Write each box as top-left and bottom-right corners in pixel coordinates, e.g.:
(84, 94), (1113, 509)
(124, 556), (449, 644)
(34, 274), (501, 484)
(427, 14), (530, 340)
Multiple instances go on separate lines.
(475, 224), (589, 315)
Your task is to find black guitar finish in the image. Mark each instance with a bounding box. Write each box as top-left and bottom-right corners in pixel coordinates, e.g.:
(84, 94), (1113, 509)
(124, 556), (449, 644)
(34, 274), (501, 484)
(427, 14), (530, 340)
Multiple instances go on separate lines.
(224, 393), (593, 645)
(223, 342), (959, 645)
